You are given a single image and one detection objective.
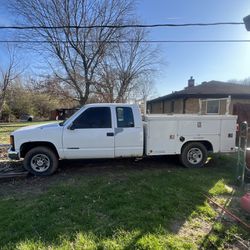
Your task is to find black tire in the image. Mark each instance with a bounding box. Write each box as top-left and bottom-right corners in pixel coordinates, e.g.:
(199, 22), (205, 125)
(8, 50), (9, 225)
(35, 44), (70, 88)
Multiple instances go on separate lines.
(24, 146), (58, 176)
(180, 142), (208, 168)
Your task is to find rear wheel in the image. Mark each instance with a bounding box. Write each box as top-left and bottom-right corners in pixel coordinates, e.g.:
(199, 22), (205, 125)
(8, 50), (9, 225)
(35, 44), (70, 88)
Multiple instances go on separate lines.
(24, 146), (58, 176)
(180, 142), (207, 168)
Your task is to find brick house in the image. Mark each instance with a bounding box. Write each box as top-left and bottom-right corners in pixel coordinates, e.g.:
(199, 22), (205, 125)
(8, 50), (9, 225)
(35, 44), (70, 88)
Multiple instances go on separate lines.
(147, 78), (250, 118)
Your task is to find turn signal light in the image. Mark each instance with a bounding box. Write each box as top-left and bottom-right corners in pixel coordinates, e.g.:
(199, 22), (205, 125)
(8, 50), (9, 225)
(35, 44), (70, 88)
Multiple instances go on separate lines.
(10, 135), (15, 150)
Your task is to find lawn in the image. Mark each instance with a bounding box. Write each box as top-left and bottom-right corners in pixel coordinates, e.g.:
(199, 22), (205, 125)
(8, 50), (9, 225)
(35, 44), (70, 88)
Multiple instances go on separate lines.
(0, 122), (249, 249)
(0, 121), (55, 144)
(0, 154), (249, 249)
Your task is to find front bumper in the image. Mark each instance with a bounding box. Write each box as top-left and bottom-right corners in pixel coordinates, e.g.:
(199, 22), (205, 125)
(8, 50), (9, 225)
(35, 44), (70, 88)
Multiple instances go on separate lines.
(8, 149), (20, 160)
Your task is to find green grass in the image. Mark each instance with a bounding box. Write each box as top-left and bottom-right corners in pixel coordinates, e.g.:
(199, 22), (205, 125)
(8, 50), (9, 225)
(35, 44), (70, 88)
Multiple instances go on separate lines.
(0, 154), (249, 249)
(0, 121), (54, 144)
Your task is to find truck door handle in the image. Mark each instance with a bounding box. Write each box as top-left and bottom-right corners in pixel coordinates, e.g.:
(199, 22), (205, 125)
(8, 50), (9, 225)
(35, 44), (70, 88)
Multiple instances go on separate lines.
(107, 132), (114, 137)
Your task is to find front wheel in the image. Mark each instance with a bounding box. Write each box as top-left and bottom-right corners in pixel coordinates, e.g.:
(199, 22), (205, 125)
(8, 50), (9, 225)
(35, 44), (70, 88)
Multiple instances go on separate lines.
(180, 142), (208, 168)
(24, 146), (58, 176)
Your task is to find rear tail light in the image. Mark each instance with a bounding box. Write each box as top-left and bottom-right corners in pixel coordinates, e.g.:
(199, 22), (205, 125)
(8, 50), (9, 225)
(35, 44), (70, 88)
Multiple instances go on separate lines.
(10, 135), (15, 150)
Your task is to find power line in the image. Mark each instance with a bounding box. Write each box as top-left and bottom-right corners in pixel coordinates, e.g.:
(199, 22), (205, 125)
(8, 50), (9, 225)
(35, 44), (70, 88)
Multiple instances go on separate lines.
(0, 39), (250, 44)
(0, 22), (244, 30)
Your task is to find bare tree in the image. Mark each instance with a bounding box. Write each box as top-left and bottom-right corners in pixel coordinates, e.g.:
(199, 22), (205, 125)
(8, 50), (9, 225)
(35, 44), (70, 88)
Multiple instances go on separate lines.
(11, 0), (134, 105)
(0, 46), (21, 118)
(228, 78), (250, 85)
(30, 75), (79, 106)
(95, 28), (158, 103)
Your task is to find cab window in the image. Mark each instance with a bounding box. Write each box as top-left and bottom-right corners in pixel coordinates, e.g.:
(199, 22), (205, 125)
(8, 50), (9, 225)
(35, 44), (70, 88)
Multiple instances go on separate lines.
(116, 107), (134, 128)
(73, 107), (111, 129)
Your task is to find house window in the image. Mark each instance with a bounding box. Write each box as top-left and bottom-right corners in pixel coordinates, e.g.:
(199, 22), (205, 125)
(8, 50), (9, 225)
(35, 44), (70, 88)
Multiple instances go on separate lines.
(206, 100), (220, 114)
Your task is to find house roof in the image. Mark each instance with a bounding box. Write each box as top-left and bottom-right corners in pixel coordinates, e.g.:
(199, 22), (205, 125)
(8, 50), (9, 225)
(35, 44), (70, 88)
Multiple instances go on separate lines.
(148, 81), (250, 103)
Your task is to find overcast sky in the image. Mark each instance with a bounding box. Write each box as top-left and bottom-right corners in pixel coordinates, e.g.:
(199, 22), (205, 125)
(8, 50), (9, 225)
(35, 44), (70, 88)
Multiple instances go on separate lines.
(0, 0), (250, 97)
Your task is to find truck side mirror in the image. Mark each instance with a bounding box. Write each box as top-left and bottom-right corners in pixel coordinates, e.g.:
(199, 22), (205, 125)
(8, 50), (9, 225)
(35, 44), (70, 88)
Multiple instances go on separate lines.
(68, 123), (75, 130)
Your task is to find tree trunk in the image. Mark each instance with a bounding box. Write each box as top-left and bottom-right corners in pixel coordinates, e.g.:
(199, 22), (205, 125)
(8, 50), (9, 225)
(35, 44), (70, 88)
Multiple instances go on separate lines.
(0, 93), (6, 120)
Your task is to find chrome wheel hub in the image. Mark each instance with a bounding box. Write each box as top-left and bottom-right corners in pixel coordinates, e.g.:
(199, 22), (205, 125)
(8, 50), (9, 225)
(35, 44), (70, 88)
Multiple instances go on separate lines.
(30, 154), (50, 172)
(187, 148), (203, 164)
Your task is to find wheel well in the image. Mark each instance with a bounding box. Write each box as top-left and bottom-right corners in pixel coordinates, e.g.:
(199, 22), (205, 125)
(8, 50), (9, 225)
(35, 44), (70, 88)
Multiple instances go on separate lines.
(181, 140), (213, 153)
(20, 142), (59, 158)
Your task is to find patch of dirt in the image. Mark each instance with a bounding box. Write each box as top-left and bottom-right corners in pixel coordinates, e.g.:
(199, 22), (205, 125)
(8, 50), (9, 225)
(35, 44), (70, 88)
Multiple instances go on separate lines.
(208, 194), (250, 229)
(170, 191), (250, 249)
(170, 217), (213, 245)
(171, 215), (249, 249)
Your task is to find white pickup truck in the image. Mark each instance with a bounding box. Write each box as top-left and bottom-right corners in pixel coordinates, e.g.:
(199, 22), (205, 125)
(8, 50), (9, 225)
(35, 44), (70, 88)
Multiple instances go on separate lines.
(8, 103), (237, 176)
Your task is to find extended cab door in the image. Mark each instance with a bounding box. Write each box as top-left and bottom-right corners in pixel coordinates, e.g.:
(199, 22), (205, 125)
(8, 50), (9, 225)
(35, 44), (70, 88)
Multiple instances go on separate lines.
(114, 106), (143, 157)
(63, 107), (114, 159)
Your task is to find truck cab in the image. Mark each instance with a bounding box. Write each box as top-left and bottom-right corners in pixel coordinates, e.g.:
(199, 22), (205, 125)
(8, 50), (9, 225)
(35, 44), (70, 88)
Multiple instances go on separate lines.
(62, 104), (143, 159)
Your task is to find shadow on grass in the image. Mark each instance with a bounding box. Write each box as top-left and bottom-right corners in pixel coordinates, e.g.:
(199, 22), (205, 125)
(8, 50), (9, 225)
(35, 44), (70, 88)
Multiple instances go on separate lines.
(0, 154), (241, 249)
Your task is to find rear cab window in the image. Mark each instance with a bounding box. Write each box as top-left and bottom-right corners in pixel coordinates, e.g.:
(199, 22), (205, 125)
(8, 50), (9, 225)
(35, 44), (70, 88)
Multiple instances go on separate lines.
(116, 107), (134, 128)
